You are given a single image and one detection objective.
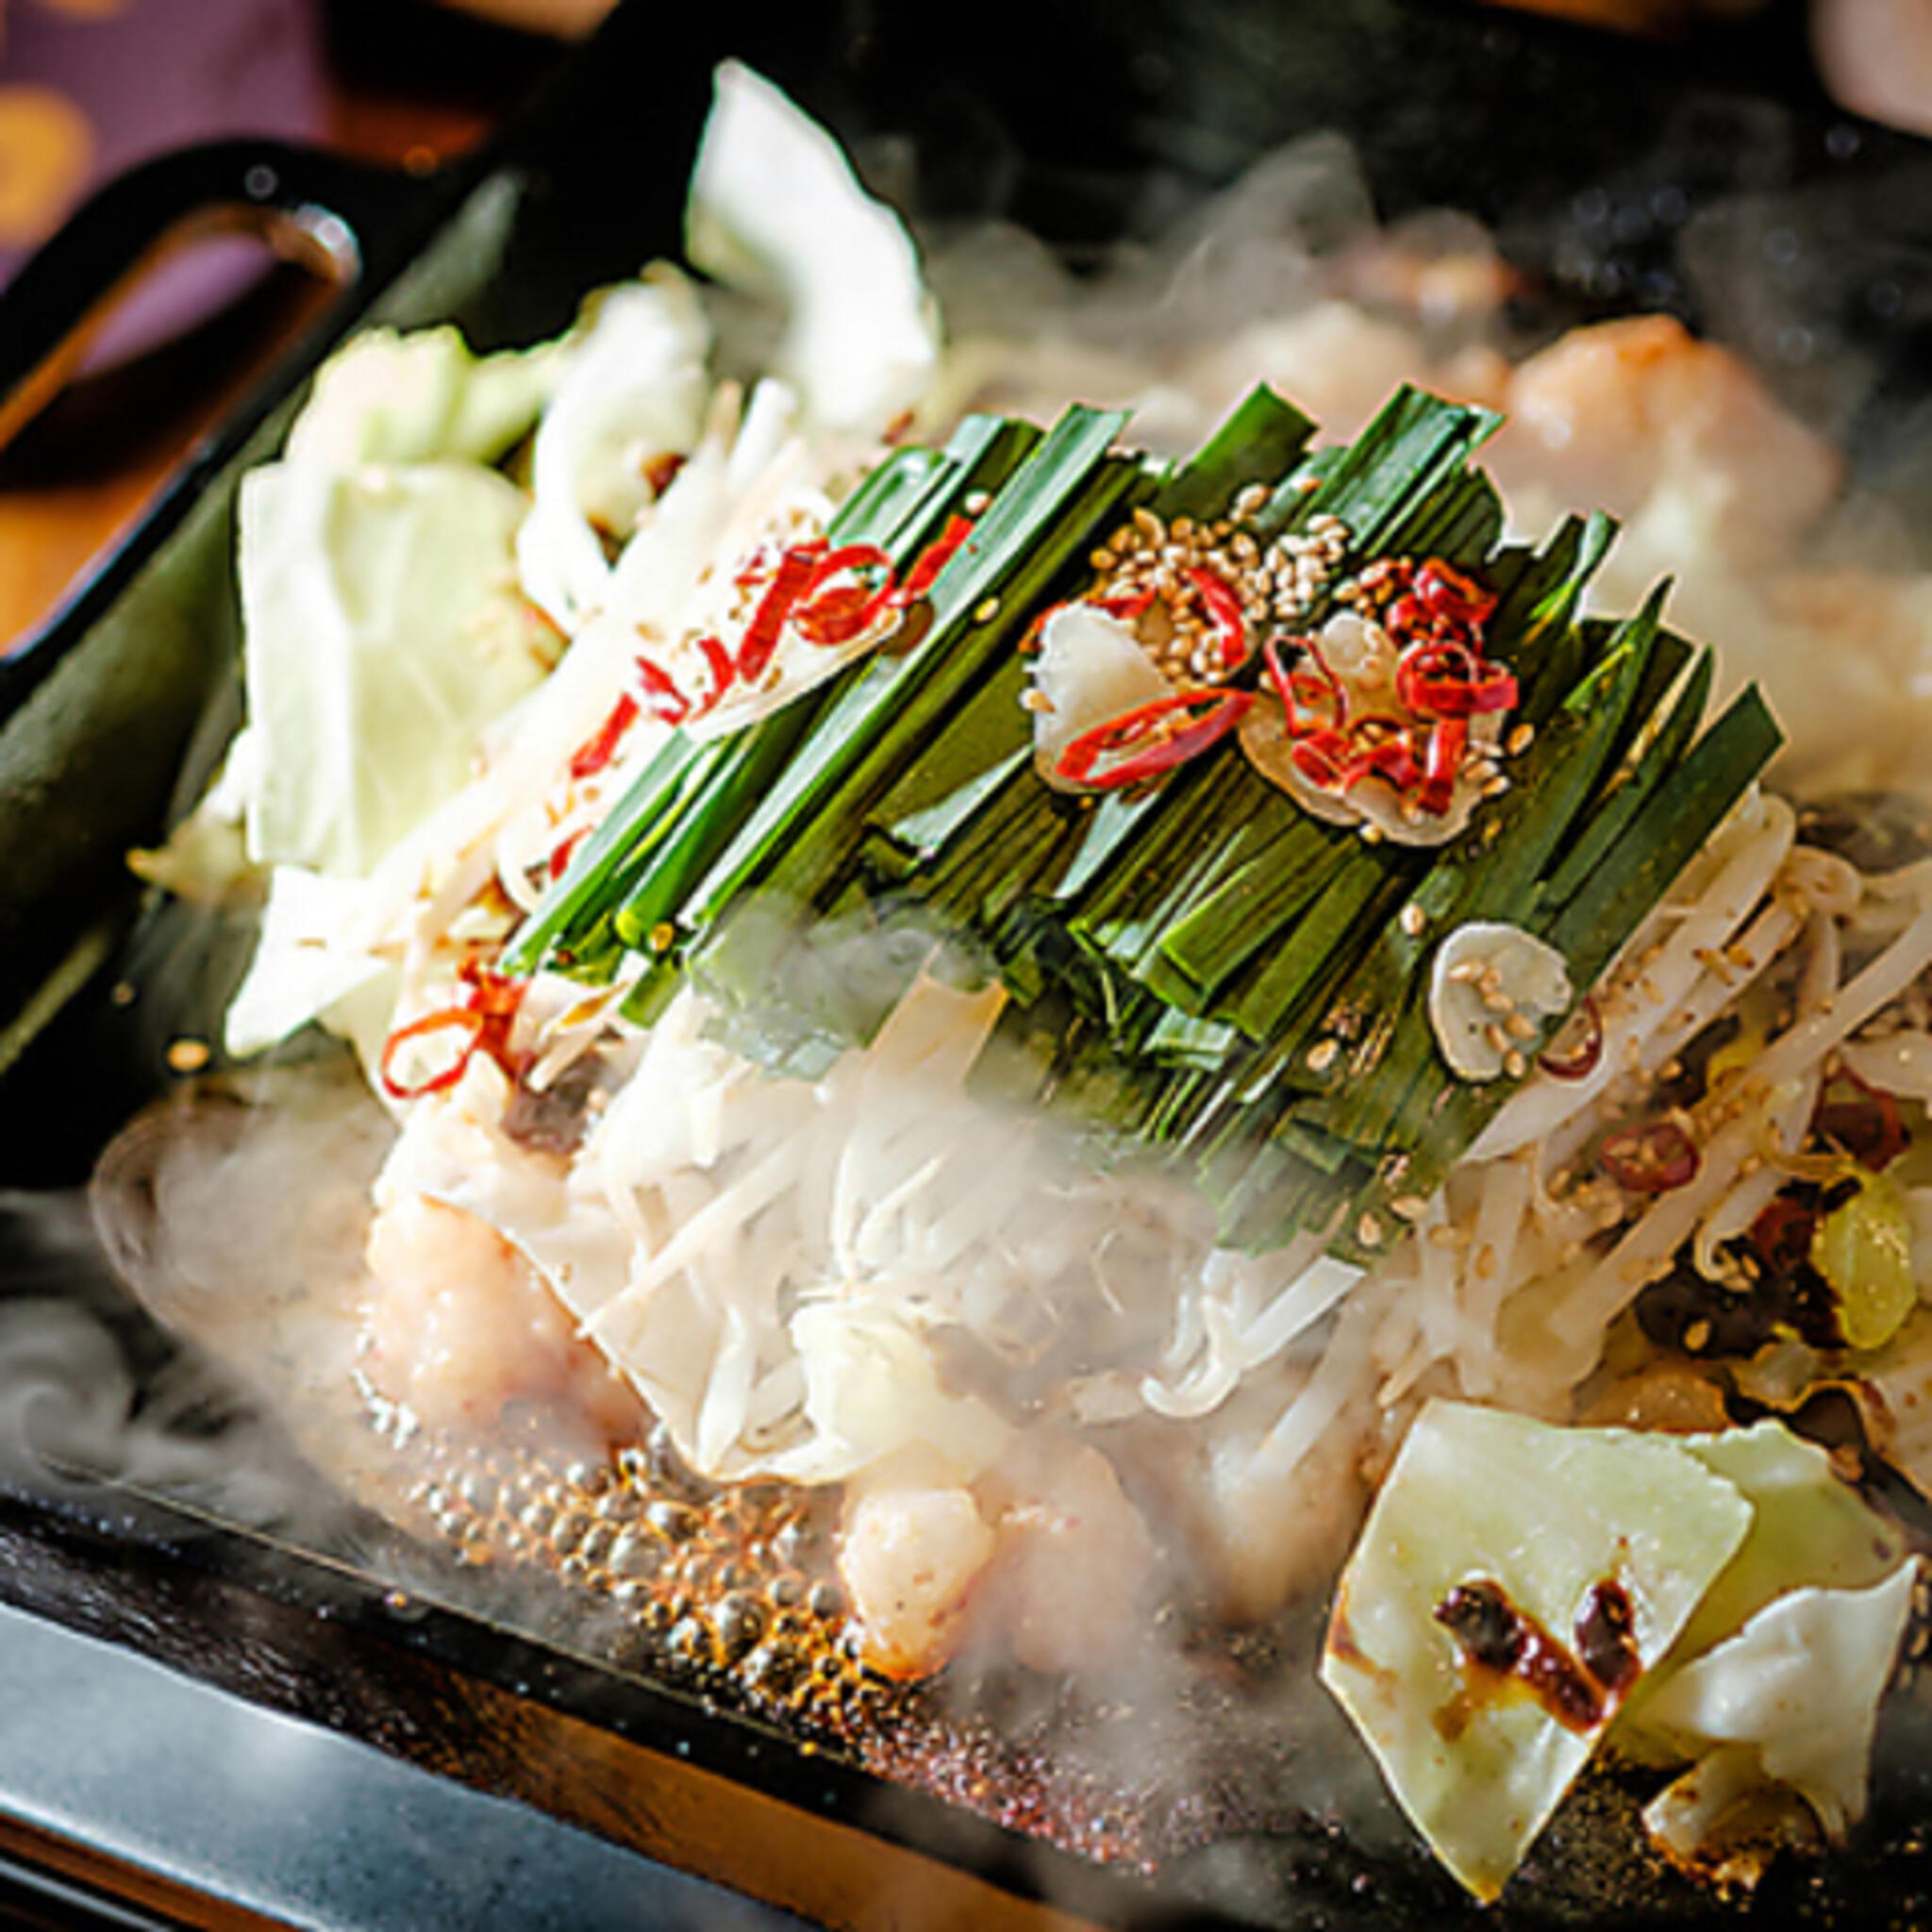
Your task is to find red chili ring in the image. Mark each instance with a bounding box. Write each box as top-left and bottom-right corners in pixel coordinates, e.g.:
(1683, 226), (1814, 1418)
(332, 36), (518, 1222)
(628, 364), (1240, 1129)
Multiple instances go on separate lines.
(1600, 1118), (1701, 1194)
(1056, 689), (1254, 791)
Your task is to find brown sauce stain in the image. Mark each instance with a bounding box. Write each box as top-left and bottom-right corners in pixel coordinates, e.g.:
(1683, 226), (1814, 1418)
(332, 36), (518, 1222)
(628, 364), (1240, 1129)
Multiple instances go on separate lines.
(1432, 1576), (1641, 1740)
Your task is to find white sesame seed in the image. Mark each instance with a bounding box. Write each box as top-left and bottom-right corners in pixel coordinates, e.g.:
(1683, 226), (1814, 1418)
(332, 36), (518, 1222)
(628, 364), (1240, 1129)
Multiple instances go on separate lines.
(1307, 1039), (1340, 1074)
(1400, 904), (1426, 937)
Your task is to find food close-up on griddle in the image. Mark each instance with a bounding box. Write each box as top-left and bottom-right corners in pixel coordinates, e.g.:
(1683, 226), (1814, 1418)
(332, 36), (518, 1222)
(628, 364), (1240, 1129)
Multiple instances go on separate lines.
(8, 2), (1932, 1926)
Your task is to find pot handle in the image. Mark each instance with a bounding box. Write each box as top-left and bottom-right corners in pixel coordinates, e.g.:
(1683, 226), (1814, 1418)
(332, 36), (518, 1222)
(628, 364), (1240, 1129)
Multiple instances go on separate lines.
(0, 138), (451, 708)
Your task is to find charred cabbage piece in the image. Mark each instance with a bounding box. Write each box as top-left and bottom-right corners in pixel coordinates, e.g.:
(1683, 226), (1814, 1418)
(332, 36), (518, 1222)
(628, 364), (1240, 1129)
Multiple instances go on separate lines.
(1323, 1405), (1919, 1900)
(1320, 1400), (1753, 1901)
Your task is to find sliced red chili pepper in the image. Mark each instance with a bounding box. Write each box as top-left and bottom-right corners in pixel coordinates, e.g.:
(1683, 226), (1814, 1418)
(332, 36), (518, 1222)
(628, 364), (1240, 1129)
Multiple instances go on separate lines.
(793, 543), (896, 646)
(737, 543), (822, 682)
(568, 693), (641, 779)
(1185, 566), (1249, 671)
(891, 513), (974, 608)
(1290, 730), (1350, 788)
(1093, 586), (1156, 624)
(1056, 690), (1254, 791)
(548, 825), (591, 881)
(1601, 1119), (1701, 1193)
(1400, 639), (1518, 718)
(1385, 592), (1430, 642)
(1416, 558), (1497, 627)
(1814, 1069), (1907, 1171)
(1539, 995), (1604, 1081)
(1750, 1194), (1817, 1278)
(692, 634), (737, 714)
(1417, 715), (1468, 816)
(1018, 600), (1064, 656)
(1264, 634), (1346, 739)
(458, 959), (525, 1019)
(635, 658), (691, 726)
(1394, 640), (1477, 710)
(1341, 736), (1420, 793)
(791, 584), (874, 646)
(380, 1008), (486, 1102)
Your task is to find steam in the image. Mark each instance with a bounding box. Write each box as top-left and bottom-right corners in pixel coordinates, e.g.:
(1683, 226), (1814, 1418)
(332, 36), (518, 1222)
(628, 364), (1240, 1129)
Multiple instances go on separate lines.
(0, 1188), (345, 1537)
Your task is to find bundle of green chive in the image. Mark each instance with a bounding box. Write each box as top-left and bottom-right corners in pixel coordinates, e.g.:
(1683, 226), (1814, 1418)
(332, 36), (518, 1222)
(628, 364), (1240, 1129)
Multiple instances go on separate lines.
(502, 386), (1779, 1260)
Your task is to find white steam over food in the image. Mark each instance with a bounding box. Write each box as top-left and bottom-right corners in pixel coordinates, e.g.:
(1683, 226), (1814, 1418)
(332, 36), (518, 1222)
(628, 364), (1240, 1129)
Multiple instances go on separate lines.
(108, 59), (1932, 1907)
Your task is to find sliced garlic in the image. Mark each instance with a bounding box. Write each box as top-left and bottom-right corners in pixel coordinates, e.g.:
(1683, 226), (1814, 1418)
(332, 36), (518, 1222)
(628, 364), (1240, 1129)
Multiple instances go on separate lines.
(1428, 921), (1573, 1081)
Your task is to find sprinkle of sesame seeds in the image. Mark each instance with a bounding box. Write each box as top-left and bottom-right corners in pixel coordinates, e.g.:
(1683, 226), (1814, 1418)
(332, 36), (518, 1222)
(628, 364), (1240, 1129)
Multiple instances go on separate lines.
(1357, 1214), (1384, 1249)
(963, 491), (991, 514)
(1400, 904), (1426, 938)
(167, 1038), (210, 1074)
(1485, 1023), (1509, 1054)
(1504, 1049), (1527, 1078)
(1307, 1039), (1341, 1074)
(1390, 1194), (1431, 1222)
(974, 596), (1001, 625)
(1505, 1012), (1538, 1041)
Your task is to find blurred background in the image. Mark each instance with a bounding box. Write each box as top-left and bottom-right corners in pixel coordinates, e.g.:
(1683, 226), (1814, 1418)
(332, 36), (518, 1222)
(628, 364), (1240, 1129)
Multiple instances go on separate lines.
(0, 0), (619, 649)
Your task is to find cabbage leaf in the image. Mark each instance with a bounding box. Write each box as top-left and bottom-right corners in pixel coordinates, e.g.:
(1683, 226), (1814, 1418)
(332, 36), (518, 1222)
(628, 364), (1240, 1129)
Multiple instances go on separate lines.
(1640, 1566), (1917, 1851)
(285, 323), (561, 470)
(1323, 1405), (1918, 1901)
(687, 60), (939, 438)
(240, 459), (554, 877)
(515, 269), (712, 630)
(1319, 1400), (1752, 1901)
